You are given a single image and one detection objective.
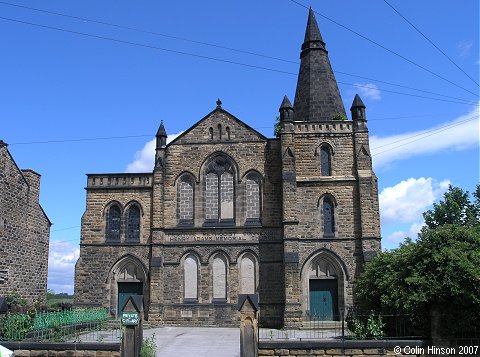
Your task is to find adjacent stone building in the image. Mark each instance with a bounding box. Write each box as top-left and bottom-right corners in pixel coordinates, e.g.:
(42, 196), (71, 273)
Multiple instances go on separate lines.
(0, 140), (51, 304)
(74, 9), (380, 326)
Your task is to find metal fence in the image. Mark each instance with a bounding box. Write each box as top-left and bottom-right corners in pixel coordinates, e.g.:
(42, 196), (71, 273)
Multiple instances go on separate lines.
(0, 308), (121, 342)
(259, 313), (422, 341)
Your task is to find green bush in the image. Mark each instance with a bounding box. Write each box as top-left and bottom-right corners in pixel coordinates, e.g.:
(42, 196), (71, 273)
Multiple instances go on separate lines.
(140, 334), (157, 357)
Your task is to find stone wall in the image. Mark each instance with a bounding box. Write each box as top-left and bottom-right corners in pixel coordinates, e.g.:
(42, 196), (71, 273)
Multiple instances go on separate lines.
(3, 342), (120, 357)
(0, 141), (51, 304)
(258, 340), (429, 357)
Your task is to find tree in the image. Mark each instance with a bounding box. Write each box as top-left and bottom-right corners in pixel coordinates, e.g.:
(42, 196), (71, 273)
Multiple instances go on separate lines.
(354, 184), (480, 338)
(423, 184), (479, 229)
(273, 116), (281, 138)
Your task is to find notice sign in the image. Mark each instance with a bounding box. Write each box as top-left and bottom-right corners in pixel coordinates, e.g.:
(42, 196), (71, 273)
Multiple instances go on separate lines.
(121, 312), (139, 326)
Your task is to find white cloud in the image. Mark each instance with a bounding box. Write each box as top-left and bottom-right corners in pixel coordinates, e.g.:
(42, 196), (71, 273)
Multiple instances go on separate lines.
(371, 106), (479, 168)
(387, 221), (425, 244)
(458, 40), (473, 57)
(47, 240), (80, 294)
(125, 132), (183, 172)
(353, 82), (382, 100)
(379, 177), (450, 224)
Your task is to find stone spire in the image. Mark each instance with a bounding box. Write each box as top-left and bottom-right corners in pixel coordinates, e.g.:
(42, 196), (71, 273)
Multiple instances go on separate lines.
(293, 8), (346, 122)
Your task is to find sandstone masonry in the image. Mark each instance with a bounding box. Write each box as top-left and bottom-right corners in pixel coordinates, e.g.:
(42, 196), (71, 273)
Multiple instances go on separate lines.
(74, 9), (381, 327)
(0, 140), (51, 304)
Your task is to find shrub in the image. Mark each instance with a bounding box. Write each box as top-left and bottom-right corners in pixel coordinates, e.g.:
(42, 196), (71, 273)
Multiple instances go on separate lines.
(140, 334), (157, 357)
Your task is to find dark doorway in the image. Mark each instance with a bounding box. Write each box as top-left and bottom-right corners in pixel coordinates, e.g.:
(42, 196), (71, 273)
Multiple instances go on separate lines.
(309, 279), (338, 321)
(118, 282), (143, 317)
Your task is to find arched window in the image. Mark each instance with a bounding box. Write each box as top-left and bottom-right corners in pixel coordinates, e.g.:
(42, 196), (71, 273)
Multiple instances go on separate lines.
(204, 156), (235, 225)
(240, 253), (256, 294)
(320, 145), (332, 176)
(126, 205), (140, 242)
(209, 127), (214, 140)
(226, 127), (231, 140)
(212, 254), (227, 301)
(177, 175), (194, 226)
(245, 173), (261, 225)
(323, 197), (335, 237)
(184, 254), (198, 301)
(106, 204), (121, 241)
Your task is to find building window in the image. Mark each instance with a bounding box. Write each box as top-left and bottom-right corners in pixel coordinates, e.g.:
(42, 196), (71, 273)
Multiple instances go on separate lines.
(106, 204), (121, 241)
(204, 156), (235, 225)
(184, 254), (199, 301)
(240, 253), (256, 294)
(320, 145), (331, 176)
(323, 197), (335, 237)
(126, 205), (140, 242)
(212, 254), (227, 301)
(245, 173), (261, 225)
(177, 175), (194, 226)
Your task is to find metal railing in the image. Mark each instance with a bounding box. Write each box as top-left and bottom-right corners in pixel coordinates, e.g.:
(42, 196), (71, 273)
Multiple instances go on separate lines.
(0, 308), (121, 342)
(259, 312), (423, 341)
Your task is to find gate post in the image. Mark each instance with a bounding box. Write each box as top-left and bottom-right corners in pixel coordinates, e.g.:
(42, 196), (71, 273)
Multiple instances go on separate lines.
(238, 294), (259, 357)
(121, 295), (144, 357)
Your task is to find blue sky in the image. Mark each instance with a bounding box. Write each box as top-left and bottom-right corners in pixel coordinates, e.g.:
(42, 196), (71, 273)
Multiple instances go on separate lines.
(1, 0), (478, 293)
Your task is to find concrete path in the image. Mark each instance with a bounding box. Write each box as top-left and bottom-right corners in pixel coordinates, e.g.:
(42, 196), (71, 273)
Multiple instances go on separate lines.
(144, 326), (240, 357)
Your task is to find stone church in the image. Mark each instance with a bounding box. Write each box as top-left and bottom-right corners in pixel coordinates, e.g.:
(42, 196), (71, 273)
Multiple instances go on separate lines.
(74, 9), (381, 326)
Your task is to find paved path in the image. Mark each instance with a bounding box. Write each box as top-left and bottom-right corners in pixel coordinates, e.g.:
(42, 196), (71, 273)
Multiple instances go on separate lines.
(144, 326), (240, 357)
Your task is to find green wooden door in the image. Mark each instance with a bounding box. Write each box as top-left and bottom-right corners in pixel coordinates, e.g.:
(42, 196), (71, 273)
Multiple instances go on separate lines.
(118, 282), (143, 317)
(309, 279), (338, 321)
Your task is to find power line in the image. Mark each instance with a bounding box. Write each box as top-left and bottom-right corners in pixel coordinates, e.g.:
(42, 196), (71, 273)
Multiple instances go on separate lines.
(51, 225), (80, 232)
(371, 115), (478, 153)
(382, 0), (479, 87)
(1, 16), (478, 108)
(0, 0), (298, 65)
(287, 0), (479, 98)
(10, 134), (152, 145)
(0, 1), (476, 105)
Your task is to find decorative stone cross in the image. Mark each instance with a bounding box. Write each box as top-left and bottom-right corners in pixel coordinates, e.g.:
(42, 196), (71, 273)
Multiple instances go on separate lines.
(216, 98), (222, 108)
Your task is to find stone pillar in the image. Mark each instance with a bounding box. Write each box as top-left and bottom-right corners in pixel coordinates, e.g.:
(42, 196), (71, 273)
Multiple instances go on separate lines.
(121, 295), (144, 357)
(238, 294), (259, 357)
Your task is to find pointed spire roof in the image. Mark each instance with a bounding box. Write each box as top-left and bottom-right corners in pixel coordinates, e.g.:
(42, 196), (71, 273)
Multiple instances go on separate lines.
(280, 95), (293, 110)
(293, 8), (346, 122)
(304, 7), (323, 43)
(351, 94), (366, 109)
(156, 120), (167, 138)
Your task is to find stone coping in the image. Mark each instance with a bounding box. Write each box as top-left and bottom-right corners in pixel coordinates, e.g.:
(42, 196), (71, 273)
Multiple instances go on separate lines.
(259, 339), (430, 349)
(1, 342), (120, 351)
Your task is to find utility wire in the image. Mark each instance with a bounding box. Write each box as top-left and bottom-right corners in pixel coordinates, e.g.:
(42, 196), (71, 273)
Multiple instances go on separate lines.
(1, 16), (478, 107)
(51, 225), (80, 232)
(0, 0), (298, 65)
(0, 1), (475, 104)
(382, 0), (479, 87)
(371, 115), (478, 152)
(287, 0), (479, 98)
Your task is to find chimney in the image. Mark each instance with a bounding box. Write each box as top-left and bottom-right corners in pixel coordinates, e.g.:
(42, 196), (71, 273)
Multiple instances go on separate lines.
(21, 169), (42, 203)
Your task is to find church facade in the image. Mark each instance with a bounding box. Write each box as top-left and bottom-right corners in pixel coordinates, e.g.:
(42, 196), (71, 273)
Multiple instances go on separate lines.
(74, 9), (380, 326)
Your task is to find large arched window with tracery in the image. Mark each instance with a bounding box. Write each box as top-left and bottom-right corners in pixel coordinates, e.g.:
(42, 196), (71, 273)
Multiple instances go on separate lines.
(204, 156), (235, 225)
(177, 174), (194, 226)
(106, 204), (121, 241)
(126, 204), (140, 242)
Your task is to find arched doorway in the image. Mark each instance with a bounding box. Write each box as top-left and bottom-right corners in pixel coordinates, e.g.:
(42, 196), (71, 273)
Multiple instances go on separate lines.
(301, 250), (347, 321)
(108, 256), (147, 317)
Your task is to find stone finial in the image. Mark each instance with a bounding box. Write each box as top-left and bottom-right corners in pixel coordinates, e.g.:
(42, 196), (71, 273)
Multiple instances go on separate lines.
(350, 94), (366, 121)
(156, 120), (167, 149)
(279, 95), (294, 122)
(216, 98), (222, 108)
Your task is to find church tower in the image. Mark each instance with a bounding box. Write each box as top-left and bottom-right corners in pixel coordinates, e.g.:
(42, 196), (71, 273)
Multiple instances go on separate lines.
(280, 8), (381, 324)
